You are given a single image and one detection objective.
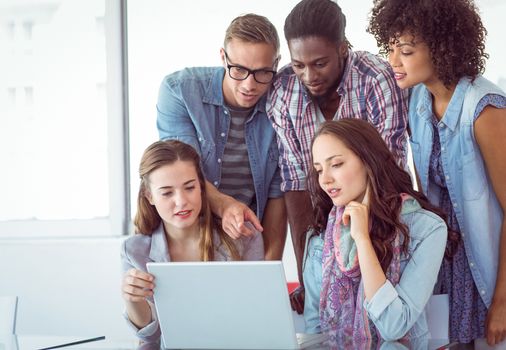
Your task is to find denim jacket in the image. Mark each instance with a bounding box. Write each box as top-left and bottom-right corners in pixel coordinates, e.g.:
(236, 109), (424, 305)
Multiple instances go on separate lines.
(156, 67), (282, 221)
(409, 76), (505, 307)
(303, 199), (447, 340)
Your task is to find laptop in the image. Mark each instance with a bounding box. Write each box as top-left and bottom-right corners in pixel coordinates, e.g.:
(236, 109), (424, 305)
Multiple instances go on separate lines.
(146, 261), (327, 349)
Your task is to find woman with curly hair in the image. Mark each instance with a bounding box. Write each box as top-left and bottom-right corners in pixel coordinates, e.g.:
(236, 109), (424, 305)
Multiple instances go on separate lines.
(303, 119), (447, 345)
(120, 140), (263, 344)
(368, 0), (506, 345)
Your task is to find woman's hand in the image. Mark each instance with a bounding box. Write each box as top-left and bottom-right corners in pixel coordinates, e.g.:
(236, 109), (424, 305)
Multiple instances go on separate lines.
(342, 185), (370, 244)
(486, 299), (506, 346)
(122, 268), (155, 303)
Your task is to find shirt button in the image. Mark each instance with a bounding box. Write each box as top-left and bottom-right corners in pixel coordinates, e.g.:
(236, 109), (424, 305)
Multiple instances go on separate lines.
(439, 124), (445, 128)
(217, 158), (222, 163)
(453, 203), (458, 208)
(213, 181), (218, 186)
(224, 110), (228, 115)
(481, 290), (486, 295)
(198, 137), (202, 142)
(461, 232), (465, 238)
(470, 262), (474, 267)
(221, 132), (225, 137)
(441, 146), (445, 151)
(445, 175), (450, 181)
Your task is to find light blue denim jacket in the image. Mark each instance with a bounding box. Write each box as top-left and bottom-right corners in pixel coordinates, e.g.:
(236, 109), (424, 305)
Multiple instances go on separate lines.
(156, 67), (283, 221)
(409, 76), (505, 307)
(303, 199), (447, 341)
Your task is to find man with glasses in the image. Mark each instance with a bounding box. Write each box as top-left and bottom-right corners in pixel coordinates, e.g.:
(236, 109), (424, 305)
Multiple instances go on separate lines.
(156, 14), (287, 260)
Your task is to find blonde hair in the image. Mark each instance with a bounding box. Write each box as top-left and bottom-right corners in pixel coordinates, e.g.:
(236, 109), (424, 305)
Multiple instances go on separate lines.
(224, 13), (279, 54)
(135, 140), (240, 261)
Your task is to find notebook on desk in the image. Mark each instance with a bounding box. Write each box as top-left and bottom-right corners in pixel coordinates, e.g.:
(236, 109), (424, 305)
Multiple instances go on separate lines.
(146, 261), (327, 350)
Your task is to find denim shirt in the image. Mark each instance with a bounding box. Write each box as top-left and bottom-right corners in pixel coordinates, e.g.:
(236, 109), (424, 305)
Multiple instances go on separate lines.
(156, 67), (283, 221)
(409, 76), (505, 307)
(303, 199), (447, 340)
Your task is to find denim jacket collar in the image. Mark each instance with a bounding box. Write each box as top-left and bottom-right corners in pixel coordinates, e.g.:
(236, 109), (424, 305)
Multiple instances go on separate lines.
(415, 77), (471, 132)
(202, 67), (266, 114)
(202, 67), (225, 106)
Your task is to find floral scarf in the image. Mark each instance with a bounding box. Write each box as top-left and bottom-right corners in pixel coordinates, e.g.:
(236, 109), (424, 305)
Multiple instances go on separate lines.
(319, 197), (407, 347)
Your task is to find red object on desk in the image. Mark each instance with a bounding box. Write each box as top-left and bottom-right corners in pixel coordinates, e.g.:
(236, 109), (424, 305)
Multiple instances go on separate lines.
(287, 282), (300, 293)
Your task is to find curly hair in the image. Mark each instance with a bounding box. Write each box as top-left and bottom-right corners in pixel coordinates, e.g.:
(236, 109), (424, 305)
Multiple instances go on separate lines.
(308, 119), (455, 271)
(367, 0), (488, 87)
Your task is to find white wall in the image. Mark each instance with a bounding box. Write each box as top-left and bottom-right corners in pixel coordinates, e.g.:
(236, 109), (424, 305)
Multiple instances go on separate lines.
(0, 235), (298, 337)
(0, 238), (132, 338)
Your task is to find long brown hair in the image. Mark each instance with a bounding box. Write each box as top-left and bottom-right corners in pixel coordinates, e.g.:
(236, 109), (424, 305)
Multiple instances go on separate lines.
(134, 140), (240, 261)
(308, 119), (451, 271)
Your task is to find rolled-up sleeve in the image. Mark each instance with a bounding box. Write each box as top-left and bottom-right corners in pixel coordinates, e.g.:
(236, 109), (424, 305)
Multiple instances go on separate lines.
(363, 219), (447, 341)
(267, 80), (308, 192)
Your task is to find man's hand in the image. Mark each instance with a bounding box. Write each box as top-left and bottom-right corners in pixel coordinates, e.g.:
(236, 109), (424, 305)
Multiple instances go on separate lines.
(206, 180), (263, 239)
(290, 285), (305, 314)
(220, 196), (263, 239)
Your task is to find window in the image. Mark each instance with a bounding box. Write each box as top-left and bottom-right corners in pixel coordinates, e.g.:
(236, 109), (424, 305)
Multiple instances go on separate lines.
(0, 0), (128, 237)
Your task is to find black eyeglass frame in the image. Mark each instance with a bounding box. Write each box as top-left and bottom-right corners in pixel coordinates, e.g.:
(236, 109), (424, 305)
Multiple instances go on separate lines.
(224, 50), (278, 84)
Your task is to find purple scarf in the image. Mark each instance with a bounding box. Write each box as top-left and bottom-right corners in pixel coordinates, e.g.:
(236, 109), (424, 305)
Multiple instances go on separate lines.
(319, 199), (405, 346)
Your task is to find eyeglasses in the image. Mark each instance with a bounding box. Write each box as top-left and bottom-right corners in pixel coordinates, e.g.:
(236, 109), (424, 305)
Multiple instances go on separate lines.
(224, 51), (277, 84)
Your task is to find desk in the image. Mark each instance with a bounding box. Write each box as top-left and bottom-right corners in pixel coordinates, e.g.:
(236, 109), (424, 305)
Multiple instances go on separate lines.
(0, 335), (137, 350)
(1, 335), (455, 350)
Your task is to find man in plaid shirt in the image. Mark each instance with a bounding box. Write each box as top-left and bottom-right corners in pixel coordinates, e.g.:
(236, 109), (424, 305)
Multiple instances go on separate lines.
(267, 0), (409, 313)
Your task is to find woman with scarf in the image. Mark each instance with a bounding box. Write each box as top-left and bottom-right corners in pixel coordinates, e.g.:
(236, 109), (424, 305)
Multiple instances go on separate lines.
(303, 119), (447, 345)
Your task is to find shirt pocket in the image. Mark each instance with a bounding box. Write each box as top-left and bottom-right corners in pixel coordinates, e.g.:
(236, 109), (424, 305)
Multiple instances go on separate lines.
(457, 150), (487, 201)
(306, 235), (324, 285)
(267, 139), (280, 163)
(199, 137), (214, 164)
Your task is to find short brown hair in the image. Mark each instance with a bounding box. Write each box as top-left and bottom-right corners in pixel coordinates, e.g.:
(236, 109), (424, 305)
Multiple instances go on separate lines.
(224, 13), (279, 54)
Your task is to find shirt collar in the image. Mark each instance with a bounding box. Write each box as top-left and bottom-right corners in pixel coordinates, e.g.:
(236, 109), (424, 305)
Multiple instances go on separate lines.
(400, 197), (422, 215)
(148, 223), (170, 262)
(202, 67), (226, 106)
(415, 77), (470, 132)
(440, 77), (470, 131)
(335, 49), (354, 95)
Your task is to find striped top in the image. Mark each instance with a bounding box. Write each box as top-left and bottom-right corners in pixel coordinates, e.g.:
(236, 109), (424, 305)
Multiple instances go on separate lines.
(220, 106), (255, 208)
(267, 50), (409, 191)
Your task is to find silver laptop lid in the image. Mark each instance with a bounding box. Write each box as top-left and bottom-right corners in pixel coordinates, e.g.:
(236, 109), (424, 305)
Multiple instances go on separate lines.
(146, 261), (298, 350)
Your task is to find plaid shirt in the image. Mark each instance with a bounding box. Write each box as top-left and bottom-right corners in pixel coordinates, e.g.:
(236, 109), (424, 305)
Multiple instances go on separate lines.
(267, 50), (409, 192)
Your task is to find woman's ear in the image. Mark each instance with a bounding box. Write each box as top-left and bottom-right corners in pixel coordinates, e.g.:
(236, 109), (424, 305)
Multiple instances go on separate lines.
(144, 188), (154, 205)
